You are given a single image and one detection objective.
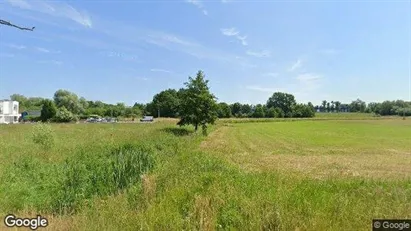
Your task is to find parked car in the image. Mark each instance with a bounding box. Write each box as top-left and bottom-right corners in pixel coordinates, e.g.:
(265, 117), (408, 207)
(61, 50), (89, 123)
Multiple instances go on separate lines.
(140, 116), (154, 122)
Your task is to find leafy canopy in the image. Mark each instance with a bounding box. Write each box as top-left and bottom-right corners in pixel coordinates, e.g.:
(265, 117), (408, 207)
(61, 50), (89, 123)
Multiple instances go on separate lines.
(177, 70), (218, 135)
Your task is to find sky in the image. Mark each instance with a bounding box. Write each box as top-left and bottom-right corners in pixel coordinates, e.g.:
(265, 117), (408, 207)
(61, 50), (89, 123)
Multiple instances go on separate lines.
(0, 0), (410, 106)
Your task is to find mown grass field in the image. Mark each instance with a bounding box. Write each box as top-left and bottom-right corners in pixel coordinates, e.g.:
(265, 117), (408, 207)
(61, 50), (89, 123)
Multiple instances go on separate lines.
(0, 116), (410, 230)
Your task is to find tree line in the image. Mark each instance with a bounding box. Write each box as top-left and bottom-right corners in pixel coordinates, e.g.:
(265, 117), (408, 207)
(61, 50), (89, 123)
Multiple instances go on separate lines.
(8, 70), (411, 128)
(314, 99), (411, 116)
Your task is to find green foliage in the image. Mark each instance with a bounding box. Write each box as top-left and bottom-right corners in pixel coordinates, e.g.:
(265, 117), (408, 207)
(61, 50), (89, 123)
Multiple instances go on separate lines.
(230, 102), (242, 117)
(40, 99), (57, 122)
(53, 89), (84, 114)
(266, 92), (297, 117)
(217, 102), (232, 118)
(349, 99), (366, 113)
(177, 70), (218, 134)
(149, 89), (180, 118)
(31, 123), (55, 150)
(266, 107), (276, 118)
(54, 106), (78, 123)
(292, 104), (316, 118)
(53, 144), (154, 214)
(273, 107), (285, 118)
(252, 104), (265, 118)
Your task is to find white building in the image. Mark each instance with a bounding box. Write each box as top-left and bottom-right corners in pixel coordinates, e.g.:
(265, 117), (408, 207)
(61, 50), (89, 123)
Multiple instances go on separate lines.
(0, 100), (20, 124)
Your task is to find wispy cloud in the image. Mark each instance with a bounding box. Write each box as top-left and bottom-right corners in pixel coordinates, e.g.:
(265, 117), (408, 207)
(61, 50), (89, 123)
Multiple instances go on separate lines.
(37, 60), (63, 66)
(136, 77), (149, 81)
(185, 0), (208, 16)
(296, 73), (323, 91)
(35, 47), (50, 53)
(319, 49), (340, 55)
(246, 50), (271, 58)
(288, 59), (302, 72)
(7, 44), (26, 50)
(221, 28), (248, 46)
(4, 0), (92, 28)
(246, 85), (284, 93)
(99, 51), (139, 62)
(263, 72), (279, 77)
(150, 69), (173, 73)
(0, 53), (16, 58)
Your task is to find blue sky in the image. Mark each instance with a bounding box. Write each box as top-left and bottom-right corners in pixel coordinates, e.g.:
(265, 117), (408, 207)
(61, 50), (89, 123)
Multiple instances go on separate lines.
(0, 0), (410, 106)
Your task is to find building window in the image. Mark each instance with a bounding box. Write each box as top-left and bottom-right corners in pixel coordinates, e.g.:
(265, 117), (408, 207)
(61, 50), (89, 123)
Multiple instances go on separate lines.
(13, 105), (17, 112)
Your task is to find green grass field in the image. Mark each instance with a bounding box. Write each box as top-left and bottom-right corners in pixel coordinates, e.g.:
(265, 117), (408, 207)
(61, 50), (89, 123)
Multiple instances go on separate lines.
(1, 116), (410, 230)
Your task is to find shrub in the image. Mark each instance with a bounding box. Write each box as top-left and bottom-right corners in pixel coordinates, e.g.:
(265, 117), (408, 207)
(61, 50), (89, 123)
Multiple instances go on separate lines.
(54, 106), (78, 123)
(31, 123), (55, 150)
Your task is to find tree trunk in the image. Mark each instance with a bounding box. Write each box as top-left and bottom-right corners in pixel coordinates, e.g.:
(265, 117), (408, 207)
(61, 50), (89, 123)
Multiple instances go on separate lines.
(195, 123), (198, 131)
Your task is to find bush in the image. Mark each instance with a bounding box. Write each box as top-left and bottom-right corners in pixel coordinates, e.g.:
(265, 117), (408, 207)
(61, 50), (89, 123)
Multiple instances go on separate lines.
(31, 123), (55, 150)
(40, 99), (57, 122)
(54, 106), (78, 123)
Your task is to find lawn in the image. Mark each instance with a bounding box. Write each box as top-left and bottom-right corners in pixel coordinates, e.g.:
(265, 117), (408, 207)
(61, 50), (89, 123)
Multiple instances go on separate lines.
(0, 117), (410, 230)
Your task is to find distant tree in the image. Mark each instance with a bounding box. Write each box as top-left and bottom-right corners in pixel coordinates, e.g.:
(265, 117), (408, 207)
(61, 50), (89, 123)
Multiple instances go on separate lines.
(266, 92), (296, 117)
(326, 102), (331, 112)
(10, 94), (28, 112)
(292, 104), (315, 118)
(266, 107), (276, 118)
(230, 102), (242, 117)
(349, 99), (366, 113)
(321, 100), (327, 112)
(79, 97), (89, 111)
(330, 101), (335, 112)
(241, 104), (252, 117)
(273, 107), (285, 118)
(40, 99), (57, 122)
(53, 89), (83, 114)
(177, 70), (218, 135)
(334, 101), (341, 112)
(150, 89), (180, 118)
(217, 102), (232, 118)
(252, 104), (265, 118)
(307, 102), (315, 112)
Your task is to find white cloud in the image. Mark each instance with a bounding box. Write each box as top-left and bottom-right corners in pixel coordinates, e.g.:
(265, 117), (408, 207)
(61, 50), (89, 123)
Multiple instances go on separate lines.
(246, 86), (283, 93)
(100, 51), (139, 62)
(35, 47), (50, 53)
(37, 60), (63, 65)
(185, 0), (208, 16)
(288, 59), (302, 72)
(221, 28), (239, 36)
(246, 50), (271, 58)
(4, 0), (92, 28)
(5, 0), (30, 9)
(221, 28), (248, 46)
(150, 69), (173, 73)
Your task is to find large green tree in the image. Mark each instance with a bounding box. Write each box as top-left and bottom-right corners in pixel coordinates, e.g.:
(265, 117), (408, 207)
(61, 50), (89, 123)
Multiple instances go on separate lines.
(150, 89), (180, 118)
(40, 99), (57, 122)
(177, 70), (218, 134)
(266, 92), (296, 117)
(53, 89), (83, 114)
